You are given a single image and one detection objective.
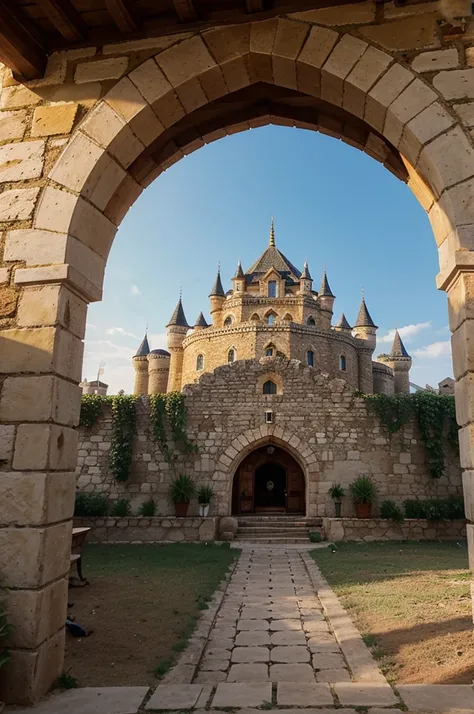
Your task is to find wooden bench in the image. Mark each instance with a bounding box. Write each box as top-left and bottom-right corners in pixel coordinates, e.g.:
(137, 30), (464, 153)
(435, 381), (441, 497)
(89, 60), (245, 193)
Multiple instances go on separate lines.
(70, 527), (91, 584)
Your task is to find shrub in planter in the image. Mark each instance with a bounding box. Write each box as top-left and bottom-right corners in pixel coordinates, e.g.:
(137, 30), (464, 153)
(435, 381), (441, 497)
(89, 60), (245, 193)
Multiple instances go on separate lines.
(403, 497), (465, 521)
(350, 475), (376, 518)
(380, 500), (404, 523)
(309, 531), (321, 543)
(138, 498), (157, 517)
(328, 483), (345, 518)
(197, 484), (213, 517)
(168, 474), (196, 517)
(110, 498), (131, 517)
(74, 492), (109, 517)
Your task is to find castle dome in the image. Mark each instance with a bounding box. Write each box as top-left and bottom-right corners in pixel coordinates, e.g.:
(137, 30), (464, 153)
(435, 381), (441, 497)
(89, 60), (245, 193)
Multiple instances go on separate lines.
(245, 219), (301, 283)
(150, 348), (170, 356)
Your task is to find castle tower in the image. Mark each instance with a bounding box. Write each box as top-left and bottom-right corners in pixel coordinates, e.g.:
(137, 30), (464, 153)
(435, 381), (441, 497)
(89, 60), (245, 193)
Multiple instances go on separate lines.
(166, 298), (190, 392)
(232, 261), (245, 295)
(133, 333), (150, 395)
(147, 349), (171, 394)
(194, 312), (209, 331)
(209, 267), (225, 328)
(353, 295), (378, 349)
(319, 270), (335, 329)
(300, 261), (313, 295)
(334, 313), (352, 335)
(381, 330), (412, 394)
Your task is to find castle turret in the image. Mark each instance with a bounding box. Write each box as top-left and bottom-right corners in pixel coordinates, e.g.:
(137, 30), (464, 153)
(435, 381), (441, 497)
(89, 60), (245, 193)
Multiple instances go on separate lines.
(300, 261), (313, 295)
(353, 295), (378, 350)
(319, 270), (335, 329)
(378, 329), (412, 394)
(209, 268), (225, 328)
(232, 261), (245, 295)
(334, 313), (352, 335)
(194, 312), (209, 331)
(148, 349), (171, 394)
(166, 298), (190, 392)
(133, 333), (150, 395)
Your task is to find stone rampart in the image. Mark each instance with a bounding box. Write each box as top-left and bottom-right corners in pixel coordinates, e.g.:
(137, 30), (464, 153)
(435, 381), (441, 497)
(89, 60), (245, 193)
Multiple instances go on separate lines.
(323, 517), (466, 542)
(74, 516), (218, 542)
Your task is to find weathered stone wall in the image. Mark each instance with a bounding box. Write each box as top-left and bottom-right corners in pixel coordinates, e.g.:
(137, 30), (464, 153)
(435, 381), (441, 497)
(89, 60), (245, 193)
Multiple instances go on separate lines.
(77, 358), (462, 518)
(73, 516), (218, 542)
(323, 517), (466, 542)
(372, 361), (395, 395)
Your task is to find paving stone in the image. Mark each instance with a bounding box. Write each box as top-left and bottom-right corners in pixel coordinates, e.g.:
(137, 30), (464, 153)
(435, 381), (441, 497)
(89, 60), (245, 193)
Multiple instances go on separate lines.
(241, 607), (272, 618)
(312, 652), (346, 669)
(270, 645), (311, 663)
(302, 611), (324, 621)
(307, 633), (338, 645)
(304, 620), (330, 633)
(13, 687), (149, 714)
(235, 630), (272, 646)
(207, 637), (234, 649)
(335, 683), (397, 707)
(232, 646), (270, 663)
(200, 658), (230, 671)
(146, 684), (203, 710)
(316, 668), (351, 682)
(238, 618), (270, 630)
(205, 646), (232, 657)
(397, 684), (474, 712)
(269, 608), (301, 619)
(270, 663), (315, 681)
(277, 681), (334, 706)
(213, 681), (272, 706)
(195, 684), (213, 709)
(271, 629), (307, 645)
(227, 663), (269, 681)
(195, 671), (227, 683)
(211, 626), (236, 638)
(270, 618), (302, 631)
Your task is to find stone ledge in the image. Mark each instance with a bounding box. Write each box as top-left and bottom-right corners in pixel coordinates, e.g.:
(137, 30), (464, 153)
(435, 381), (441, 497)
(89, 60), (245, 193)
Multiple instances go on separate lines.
(323, 517), (466, 542)
(73, 515), (219, 542)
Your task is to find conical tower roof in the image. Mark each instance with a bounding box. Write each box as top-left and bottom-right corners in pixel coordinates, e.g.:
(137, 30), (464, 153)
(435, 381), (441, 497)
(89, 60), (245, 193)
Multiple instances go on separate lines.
(134, 333), (150, 357)
(301, 261), (312, 280)
(195, 312), (209, 327)
(336, 313), (352, 330)
(319, 270), (334, 298)
(355, 296), (377, 328)
(234, 261), (244, 279)
(209, 269), (225, 297)
(167, 297), (190, 328)
(391, 329), (410, 358)
(246, 218), (301, 280)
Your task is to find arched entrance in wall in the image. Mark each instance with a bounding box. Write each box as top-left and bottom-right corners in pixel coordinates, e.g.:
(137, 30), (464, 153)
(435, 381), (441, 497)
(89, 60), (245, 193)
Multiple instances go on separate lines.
(232, 444), (305, 515)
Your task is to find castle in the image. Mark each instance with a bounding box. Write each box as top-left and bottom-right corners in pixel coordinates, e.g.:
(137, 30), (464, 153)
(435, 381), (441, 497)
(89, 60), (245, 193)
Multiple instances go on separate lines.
(132, 220), (412, 396)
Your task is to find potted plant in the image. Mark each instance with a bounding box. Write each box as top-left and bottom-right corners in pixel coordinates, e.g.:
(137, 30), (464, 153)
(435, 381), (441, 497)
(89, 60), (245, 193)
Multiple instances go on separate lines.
(168, 474), (195, 517)
(350, 475), (376, 518)
(328, 483), (345, 518)
(197, 484), (213, 517)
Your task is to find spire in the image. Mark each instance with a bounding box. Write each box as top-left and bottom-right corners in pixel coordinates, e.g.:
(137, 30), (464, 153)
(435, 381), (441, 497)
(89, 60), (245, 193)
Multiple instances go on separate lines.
(336, 313), (352, 330)
(209, 268), (225, 297)
(195, 312), (209, 328)
(269, 217), (275, 247)
(134, 333), (150, 357)
(319, 269), (334, 297)
(234, 260), (244, 279)
(166, 297), (190, 328)
(391, 329), (410, 358)
(355, 295), (377, 328)
(301, 260), (312, 280)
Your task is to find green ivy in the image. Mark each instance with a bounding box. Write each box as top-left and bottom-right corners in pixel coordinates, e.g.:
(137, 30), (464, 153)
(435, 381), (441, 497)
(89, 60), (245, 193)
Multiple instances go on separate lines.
(149, 394), (171, 462)
(362, 391), (459, 479)
(80, 394), (107, 427)
(109, 394), (137, 482)
(149, 392), (197, 460)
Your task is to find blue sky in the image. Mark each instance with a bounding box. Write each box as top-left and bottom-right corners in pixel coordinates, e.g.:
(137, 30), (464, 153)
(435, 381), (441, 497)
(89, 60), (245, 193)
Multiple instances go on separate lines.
(83, 125), (453, 394)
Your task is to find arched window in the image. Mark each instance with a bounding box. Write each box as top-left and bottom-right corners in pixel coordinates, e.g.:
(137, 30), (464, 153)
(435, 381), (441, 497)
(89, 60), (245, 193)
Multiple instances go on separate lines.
(263, 380), (277, 394)
(196, 354), (204, 371)
(268, 280), (278, 298)
(307, 316), (316, 326)
(251, 313), (260, 321)
(340, 355), (346, 372)
(228, 348), (236, 363)
(267, 314), (275, 326)
(307, 350), (314, 367)
(283, 313), (293, 322)
(224, 316), (232, 327)
(265, 347), (274, 357)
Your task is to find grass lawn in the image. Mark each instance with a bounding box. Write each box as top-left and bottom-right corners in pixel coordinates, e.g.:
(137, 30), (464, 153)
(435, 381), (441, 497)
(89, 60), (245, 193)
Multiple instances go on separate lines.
(312, 541), (473, 685)
(64, 543), (238, 687)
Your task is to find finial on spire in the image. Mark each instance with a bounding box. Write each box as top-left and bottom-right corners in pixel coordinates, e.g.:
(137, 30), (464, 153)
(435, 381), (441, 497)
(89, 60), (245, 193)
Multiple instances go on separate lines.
(269, 216), (275, 247)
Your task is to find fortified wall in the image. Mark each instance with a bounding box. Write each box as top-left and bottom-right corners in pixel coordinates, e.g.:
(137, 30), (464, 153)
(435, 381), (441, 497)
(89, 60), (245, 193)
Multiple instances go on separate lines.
(77, 359), (462, 517)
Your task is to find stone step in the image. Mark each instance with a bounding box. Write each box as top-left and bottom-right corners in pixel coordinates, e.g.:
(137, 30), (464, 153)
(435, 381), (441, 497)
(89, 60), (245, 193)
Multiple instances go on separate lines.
(235, 536), (312, 543)
(238, 518), (322, 526)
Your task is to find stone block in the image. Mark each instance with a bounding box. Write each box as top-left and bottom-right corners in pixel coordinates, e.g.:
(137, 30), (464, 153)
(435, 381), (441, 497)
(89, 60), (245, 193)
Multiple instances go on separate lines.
(212, 682), (272, 706)
(0, 85), (41, 109)
(397, 684), (474, 712)
(75, 57), (128, 83)
(49, 131), (104, 193)
(400, 102), (454, 164)
(0, 471), (75, 526)
(411, 48), (459, 72)
(343, 46), (392, 118)
(69, 197), (117, 260)
(322, 35), (368, 106)
(365, 64), (413, 133)
(297, 25), (338, 95)
(105, 77), (148, 122)
(0, 187), (40, 221)
(156, 36), (215, 88)
(290, 2), (375, 25)
(204, 24), (250, 63)
(434, 68), (474, 100)
(0, 139), (44, 183)
(13, 424), (78, 471)
(0, 375), (79, 425)
(277, 681), (333, 705)
(271, 645), (310, 662)
(0, 425), (15, 461)
(335, 683), (397, 706)
(5, 577), (68, 648)
(359, 14), (439, 50)
(270, 663), (315, 681)
(232, 646), (269, 663)
(0, 327), (56, 374)
(454, 102), (474, 127)
(384, 78), (437, 148)
(0, 109), (27, 141)
(146, 684), (203, 709)
(417, 126), (474, 197)
(9, 685), (149, 713)
(32, 104), (78, 137)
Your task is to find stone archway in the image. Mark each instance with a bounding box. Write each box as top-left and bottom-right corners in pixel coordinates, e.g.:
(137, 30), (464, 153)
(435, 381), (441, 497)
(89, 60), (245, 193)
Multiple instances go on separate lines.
(2, 13), (474, 704)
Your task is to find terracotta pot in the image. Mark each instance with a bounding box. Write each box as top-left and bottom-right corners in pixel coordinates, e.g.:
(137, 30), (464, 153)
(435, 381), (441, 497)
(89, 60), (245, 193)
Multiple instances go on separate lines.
(175, 502), (189, 517)
(355, 502), (372, 519)
(334, 501), (342, 518)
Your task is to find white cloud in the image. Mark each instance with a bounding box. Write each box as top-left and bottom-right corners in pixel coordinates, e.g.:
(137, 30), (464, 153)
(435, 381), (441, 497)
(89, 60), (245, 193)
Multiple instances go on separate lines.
(106, 327), (138, 339)
(130, 284), (142, 296)
(148, 332), (168, 350)
(412, 340), (452, 359)
(378, 321), (431, 344)
(86, 322), (98, 331)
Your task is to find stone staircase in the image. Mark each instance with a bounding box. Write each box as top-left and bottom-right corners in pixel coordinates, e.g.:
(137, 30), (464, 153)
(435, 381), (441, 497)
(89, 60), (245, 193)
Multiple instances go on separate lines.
(236, 515), (324, 543)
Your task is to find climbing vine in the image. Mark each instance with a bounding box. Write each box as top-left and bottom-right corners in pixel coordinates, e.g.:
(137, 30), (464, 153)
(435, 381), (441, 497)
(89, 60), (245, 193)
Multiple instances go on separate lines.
(79, 394), (107, 427)
(362, 391), (459, 479)
(108, 394), (137, 482)
(149, 393), (171, 462)
(149, 392), (197, 461)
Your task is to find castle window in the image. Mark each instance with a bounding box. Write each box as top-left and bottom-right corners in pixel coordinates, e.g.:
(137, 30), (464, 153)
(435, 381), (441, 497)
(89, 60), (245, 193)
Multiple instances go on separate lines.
(196, 354), (204, 371)
(267, 314), (275, 326)
(228, 348), (236, 363)
(307, 350), (314, 367)
(263, 380), (277, 395)
(265, 347), (274, 357)
(251, 313), (260, 321)
(224, 316), (233, 327)
(307, 316), (316, 326)
(340, 355), (346, 372)
(268, 280), (278, 298)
